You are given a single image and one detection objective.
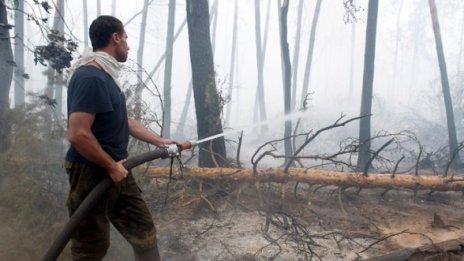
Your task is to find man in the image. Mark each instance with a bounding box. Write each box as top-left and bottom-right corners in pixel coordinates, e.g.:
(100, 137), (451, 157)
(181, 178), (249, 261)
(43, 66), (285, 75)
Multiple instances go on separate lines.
(65, 15), (176, 260)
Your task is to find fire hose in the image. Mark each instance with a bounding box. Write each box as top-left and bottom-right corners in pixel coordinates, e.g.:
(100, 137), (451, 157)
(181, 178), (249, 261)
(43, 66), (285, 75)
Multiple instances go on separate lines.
(42, 141), (193, 261)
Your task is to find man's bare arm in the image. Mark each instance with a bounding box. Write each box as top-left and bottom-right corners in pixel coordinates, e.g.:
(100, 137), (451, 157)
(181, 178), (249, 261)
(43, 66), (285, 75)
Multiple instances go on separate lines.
(128, 117), (177, 147)
(68, 112), (128, 182)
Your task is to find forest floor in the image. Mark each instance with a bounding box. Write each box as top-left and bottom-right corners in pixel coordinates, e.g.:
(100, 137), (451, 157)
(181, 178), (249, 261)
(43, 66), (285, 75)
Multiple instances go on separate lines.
(1, 180), (464, 260)
(107, 182), (464, 261)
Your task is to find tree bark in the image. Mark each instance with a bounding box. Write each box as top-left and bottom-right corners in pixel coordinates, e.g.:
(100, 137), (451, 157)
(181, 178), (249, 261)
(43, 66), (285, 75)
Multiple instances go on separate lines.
(186, 0), (227, 167)
(143, 17), (187, 87)
(392, 0), (404, 96)
(253, 0), (267, 124)
(428, 0), (461, 167)
(51, 0), (65, 121)
(301, 0), (322, 107)
(134, 0), (150, 119)
(162, 0), (176, 138)
(348, 0), (356, 99)
(83, 0), (89, 48)
(280, 0), (293, 165)
(290, 0), (304, 110)
(225, 0), (238, 125)
(111, 0), (116, 16)
(175, 80), (193, 137)
(148, 167), (464, 192)
(97, 0), (101, 16)
(210, 0), (218, 56)
(0, 1), (13, 152)
(357, 0), (379, 170)
(14, 0), (25, 107)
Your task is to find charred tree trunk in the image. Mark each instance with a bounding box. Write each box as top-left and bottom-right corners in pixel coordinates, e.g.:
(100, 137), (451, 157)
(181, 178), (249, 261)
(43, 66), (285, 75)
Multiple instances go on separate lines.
(428, 0), (461, 167)
(0, 1), (13, 152)
(149, 167), (464, 192)
(280, 0), (293, 165)
(357, 0), (379, 170)
(14, 0), (25, 107)
(186, 0), (227, 167)
(162, 0), (176, 138)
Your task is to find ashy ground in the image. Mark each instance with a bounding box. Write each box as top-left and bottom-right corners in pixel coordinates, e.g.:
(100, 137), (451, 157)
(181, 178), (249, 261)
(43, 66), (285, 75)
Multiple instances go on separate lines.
(128, 183), (464, 260)
(2, 182), (463, 261)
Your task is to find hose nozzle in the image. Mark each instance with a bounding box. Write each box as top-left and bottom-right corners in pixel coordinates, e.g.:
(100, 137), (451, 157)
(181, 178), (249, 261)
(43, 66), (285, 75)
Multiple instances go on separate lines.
(179, 140), (197, 150)
(165, 141), (196, 158)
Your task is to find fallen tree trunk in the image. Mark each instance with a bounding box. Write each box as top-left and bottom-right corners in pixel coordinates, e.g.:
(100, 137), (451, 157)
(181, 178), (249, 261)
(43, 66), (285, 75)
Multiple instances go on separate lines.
(147, 167), (464, 192)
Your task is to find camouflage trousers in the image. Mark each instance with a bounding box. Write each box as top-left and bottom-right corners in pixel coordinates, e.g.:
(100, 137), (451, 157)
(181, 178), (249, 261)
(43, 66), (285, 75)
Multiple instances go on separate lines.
(64, 160), (160, 261)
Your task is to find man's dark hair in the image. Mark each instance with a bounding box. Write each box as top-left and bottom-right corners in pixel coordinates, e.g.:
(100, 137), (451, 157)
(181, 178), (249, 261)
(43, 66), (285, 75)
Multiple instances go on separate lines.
(89, 15), (125, 50)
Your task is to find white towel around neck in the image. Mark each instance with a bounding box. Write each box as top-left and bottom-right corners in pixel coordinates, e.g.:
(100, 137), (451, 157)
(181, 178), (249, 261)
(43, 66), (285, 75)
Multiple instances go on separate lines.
(68, 48), (121, 88)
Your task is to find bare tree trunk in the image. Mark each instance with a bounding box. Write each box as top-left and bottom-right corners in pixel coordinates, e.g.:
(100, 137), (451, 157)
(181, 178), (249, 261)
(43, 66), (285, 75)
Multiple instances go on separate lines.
(210, 0), (218, 55)
(144, 18), (187, 86)
(175, 2), (219, 137)
(262, 0), (271, 60)
(225, 0), (238, 125)
(14, 0), (25, 107)
(458, 8), (464, 75)
(135, 0), (149, 119)
(428, 0), (461, 167)
(301, 0), (322, 107)
(280, 0), (293, 165)
(83, 0), (89, 48)
(97, 0), (101, 16)
(357, 0), (379, 170)
(186, 0), (227, 167)
(175, 81), (193, 138)
(0, 1), (13, 152)
(43, 0), (65, 121)
(348, 19), (356, 99)
(162, 0), (176, 138)
(253, 0), (267, 124)
(111, 0), (116, 16)
(149, 167), (464, 192)
(290, 0), (304, 110)
(392, 0), (404, 96)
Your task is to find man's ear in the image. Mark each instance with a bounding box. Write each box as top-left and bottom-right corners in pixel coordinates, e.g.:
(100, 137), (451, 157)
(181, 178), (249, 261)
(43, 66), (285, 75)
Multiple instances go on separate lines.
(112, 32), (121, 44)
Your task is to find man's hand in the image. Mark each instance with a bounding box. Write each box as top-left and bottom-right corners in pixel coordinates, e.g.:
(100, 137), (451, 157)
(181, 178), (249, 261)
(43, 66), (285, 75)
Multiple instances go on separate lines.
(107, 159), (128, 183)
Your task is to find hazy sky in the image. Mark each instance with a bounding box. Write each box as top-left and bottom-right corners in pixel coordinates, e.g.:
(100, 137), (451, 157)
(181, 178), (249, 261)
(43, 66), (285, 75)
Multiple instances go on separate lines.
(18, 0), (464, 148)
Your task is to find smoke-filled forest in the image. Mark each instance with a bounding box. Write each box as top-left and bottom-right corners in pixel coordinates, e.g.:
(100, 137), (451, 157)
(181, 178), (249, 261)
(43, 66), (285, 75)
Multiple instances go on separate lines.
(1, 0), (464, 260)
